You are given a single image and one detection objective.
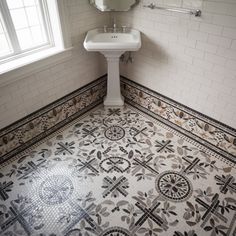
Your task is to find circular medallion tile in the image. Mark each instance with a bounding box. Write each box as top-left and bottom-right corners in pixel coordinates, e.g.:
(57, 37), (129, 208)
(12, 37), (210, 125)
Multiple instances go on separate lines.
(155, 171), (192, 202)
(105, 126), (125, 141)
(100, 227), (133, 236)
(39, 175), (74, 205)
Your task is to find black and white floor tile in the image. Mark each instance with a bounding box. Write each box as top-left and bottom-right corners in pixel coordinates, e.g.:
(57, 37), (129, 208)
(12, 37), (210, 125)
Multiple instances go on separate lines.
(0, 106), (235, 236)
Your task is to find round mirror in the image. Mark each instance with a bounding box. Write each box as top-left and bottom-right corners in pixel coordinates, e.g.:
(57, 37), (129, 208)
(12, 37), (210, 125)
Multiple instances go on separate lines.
(90, 0), (139, 12)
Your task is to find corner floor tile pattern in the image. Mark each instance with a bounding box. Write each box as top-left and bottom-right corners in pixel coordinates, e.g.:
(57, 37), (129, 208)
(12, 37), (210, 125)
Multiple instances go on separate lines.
(0, 106), (235, 236)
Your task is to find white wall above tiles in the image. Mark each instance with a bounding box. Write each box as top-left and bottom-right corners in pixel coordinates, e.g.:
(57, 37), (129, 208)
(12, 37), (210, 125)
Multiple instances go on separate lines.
(0, 0), (108, 129)
(117, 0), (236, 129)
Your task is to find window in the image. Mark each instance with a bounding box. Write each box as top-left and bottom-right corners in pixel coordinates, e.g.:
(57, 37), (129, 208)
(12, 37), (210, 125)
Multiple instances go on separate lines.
(0, 0), (71, 81)
(0, 0), (53, 63)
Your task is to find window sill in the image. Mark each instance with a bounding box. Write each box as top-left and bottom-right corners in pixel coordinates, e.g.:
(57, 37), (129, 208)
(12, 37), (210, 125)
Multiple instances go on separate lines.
(0, 47), (73, 88)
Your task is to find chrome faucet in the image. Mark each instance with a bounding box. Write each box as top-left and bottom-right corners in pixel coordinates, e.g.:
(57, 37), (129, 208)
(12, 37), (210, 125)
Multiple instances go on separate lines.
(113, 23), (117, 33)
(112, 16), (117, 33)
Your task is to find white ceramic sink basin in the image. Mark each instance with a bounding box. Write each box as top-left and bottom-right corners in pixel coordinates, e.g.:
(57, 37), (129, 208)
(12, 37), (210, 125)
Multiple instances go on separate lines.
(83, 27), (142, 106)
(84, 28), (141, 52)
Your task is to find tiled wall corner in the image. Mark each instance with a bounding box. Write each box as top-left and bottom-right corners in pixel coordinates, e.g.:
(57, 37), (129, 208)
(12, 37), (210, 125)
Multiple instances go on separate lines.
(117, 0), (236, 129)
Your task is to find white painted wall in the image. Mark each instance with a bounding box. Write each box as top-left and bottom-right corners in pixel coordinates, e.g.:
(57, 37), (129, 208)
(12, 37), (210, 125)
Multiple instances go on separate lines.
(117, 0), (236, 128)
(0, 0), (108, 129)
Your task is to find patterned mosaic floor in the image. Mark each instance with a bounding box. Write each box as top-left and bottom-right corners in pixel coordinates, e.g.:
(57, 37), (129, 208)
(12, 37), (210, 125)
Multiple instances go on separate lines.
(0, 105), (235, 236)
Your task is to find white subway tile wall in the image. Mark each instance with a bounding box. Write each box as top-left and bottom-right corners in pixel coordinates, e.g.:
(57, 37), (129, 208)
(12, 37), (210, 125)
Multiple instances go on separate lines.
(117, 0), (236, 128)
(0, 0), (108, 129)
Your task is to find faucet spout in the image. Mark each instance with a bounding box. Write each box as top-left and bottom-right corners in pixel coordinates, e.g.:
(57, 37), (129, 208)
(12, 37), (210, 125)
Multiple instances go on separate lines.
(113, 24), (117, 32)
(112, 16), (117, 32)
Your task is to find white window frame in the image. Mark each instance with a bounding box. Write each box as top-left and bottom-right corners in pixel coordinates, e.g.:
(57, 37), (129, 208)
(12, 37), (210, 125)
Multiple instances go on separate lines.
(0, 0), (54, 62)
(0, 0), (72, 86)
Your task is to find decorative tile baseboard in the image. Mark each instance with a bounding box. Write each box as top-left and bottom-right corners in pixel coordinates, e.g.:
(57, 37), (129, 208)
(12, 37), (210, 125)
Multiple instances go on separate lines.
(1, 75), (235, 165)
(121, 77), (236, 164)
(0, 76), (107, 165)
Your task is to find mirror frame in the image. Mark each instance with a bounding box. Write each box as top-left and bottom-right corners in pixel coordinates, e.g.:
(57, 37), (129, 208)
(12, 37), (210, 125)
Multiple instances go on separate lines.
(89, 0), (139, 12)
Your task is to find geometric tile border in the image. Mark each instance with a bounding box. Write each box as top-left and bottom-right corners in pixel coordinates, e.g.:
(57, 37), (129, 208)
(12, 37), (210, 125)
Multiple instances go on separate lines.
(0, 76), (107, 165)
(121, 77), (236, 164)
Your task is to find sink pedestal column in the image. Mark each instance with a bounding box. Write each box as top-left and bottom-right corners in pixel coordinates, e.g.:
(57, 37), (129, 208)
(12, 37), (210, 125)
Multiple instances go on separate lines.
(102, 52), (124, 106)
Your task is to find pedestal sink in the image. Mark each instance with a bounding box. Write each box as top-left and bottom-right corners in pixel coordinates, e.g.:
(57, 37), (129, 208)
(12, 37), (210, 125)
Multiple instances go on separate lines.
(83, 28), (141, 106)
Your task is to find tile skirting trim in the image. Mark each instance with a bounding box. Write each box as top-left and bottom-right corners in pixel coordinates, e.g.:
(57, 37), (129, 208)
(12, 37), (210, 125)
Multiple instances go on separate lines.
(1, 75), (235, 165)
(0, 76), (107, 164)
(121, 77), (236, 163)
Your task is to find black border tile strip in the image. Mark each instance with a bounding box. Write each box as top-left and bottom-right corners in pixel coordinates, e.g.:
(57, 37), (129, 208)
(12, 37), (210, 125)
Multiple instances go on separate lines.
(0, 76), (107, 164)
(121, 76), (236, 164)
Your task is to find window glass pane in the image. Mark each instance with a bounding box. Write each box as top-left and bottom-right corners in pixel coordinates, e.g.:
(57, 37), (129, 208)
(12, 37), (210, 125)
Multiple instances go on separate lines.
(6, 0), (49, 52)
(16, 28), (33, 50)
(23, 0), (37, 7)
(0, 34), (12, 57)
(6, 0), (24, 9)
(26, 6), (39, 26)
(1, 0), (52, 62)
(10, 9), (28, 30)
(31, 26), (45, 44)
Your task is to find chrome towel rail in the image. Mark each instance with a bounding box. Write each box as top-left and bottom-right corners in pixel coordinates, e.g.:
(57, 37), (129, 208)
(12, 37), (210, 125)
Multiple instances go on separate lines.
(143, 3), (201, 17)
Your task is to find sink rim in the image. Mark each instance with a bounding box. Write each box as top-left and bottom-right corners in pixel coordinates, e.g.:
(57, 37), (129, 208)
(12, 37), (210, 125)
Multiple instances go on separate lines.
(83, 28), (141, 52)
